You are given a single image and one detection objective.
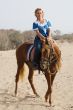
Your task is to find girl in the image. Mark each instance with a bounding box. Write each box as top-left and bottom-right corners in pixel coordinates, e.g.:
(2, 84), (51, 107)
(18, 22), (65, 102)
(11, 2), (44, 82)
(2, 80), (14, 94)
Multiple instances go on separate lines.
(32, 8), (55, 66)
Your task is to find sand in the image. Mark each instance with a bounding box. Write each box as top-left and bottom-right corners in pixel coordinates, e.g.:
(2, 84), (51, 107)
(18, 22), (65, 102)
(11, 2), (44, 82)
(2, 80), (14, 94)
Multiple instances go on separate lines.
(0, 41), (73, 110)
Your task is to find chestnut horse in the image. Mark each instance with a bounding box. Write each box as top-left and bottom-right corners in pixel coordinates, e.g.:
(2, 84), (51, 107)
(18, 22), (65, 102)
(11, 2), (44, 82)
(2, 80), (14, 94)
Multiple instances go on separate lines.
(15, 40), (61, 105)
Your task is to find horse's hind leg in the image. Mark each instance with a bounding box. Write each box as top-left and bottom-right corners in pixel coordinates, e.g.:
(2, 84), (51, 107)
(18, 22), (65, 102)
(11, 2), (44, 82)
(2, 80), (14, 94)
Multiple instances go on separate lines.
(15, 63), (24, 95)
(28, 65), (39, 96)
(15, 66), (20, 95)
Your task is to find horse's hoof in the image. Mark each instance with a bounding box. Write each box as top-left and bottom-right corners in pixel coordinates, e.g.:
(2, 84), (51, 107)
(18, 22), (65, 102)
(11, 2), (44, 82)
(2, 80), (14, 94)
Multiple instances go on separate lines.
(49, 100), (52, 106)
(15, 93), (17, 97)
(35, 93), (40, 97)
(45, 98), (47, 102)
(14, 93), (16, 97)
(15, 91), (17, 97)
(45, 95), (48, 102)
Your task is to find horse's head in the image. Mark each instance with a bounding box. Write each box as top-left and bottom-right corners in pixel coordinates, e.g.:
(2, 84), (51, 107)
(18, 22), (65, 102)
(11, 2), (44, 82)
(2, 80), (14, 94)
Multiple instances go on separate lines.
(40, 39), (51, 71)
(40, 39), (61, 74)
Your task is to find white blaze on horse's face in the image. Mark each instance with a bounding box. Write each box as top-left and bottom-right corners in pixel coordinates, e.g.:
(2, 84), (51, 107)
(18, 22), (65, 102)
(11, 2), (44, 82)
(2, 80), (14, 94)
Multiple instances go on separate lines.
(42, 44), (50, 58)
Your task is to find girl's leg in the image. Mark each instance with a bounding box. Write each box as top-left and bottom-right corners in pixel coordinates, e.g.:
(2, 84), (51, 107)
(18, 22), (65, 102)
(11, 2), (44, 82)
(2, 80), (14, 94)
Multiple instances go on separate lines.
(33, 39), (42, 65)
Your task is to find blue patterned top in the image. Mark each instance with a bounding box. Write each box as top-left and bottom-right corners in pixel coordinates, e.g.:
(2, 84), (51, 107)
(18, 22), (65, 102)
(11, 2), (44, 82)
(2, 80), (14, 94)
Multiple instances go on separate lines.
(33, 20), (52, 37)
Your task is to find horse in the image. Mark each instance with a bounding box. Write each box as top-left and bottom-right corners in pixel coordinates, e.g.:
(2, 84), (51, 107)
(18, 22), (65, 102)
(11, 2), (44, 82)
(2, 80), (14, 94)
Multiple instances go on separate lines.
(15, 39), (61, 105)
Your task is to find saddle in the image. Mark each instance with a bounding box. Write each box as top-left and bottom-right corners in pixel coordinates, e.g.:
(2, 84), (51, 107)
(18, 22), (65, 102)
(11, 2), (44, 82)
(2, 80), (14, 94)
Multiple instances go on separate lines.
(27, 45), (35, 62)
(27, 45), (41, 69)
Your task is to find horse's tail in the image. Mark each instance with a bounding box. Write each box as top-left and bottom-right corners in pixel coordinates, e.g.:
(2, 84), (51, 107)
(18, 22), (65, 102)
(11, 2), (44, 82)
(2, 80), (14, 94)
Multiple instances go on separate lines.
(19, 64), (27, 81)
(19, 66), (24, 81)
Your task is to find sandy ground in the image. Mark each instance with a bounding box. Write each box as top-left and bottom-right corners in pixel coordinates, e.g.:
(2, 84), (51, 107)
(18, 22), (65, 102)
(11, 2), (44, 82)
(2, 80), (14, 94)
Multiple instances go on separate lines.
(0, 41), (73, 110)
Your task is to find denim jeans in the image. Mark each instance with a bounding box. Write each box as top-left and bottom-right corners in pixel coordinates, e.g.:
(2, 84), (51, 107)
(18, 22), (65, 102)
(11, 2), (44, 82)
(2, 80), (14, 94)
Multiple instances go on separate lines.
(34, 36), (42, 64)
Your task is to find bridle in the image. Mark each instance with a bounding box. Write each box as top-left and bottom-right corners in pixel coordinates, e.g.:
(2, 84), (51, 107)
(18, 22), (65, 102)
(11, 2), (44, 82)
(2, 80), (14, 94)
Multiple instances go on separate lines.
(40, 39), (58, 74)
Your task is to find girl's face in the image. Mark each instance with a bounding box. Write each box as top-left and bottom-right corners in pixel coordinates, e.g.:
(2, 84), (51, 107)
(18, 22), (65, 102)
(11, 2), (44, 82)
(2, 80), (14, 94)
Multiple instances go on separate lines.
(35, 10), (44, 20)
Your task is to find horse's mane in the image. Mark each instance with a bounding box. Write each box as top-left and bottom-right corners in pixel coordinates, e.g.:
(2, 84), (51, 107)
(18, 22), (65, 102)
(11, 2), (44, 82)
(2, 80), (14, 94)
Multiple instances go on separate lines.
(54, 46), (62, 72)
(43, 41), (62, 73)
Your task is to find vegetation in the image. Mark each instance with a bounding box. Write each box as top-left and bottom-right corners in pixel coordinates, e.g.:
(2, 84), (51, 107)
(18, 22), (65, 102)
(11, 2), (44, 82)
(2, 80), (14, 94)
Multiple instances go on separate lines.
(0, 29), (73, 50)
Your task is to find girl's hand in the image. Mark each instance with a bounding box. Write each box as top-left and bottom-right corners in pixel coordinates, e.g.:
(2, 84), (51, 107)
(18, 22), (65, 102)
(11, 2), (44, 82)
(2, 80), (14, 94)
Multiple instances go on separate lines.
(47, 36), (52, 42)
(47, 38), (51, 43)
(40, 37), (45, 43)
(47, 37), (54, 48)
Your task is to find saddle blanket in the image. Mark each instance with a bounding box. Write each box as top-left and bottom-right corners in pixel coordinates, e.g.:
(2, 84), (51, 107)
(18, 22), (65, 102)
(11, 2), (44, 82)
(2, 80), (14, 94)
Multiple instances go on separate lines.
(27, 45), (34, 61)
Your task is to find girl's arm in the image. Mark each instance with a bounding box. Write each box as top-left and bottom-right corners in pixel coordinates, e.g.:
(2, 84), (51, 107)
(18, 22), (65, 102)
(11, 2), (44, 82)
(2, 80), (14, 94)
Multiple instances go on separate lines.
(47, 28), (55, 46)
(35, 30), (45, 41)
(47, 28), (52, 38)
(33, 22), (45, 40)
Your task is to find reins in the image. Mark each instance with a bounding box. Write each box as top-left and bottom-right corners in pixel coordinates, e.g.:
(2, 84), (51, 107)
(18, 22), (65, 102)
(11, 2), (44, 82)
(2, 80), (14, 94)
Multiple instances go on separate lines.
(40, 38), (57, 75)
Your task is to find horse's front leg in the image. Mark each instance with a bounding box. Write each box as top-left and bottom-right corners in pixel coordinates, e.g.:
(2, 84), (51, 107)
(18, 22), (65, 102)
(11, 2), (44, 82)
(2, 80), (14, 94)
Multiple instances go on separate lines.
(49, 74), (52, 105)
(28, 65), (39, 97)
(44, 72), (52, 105)
(45, 72), (56, 105)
